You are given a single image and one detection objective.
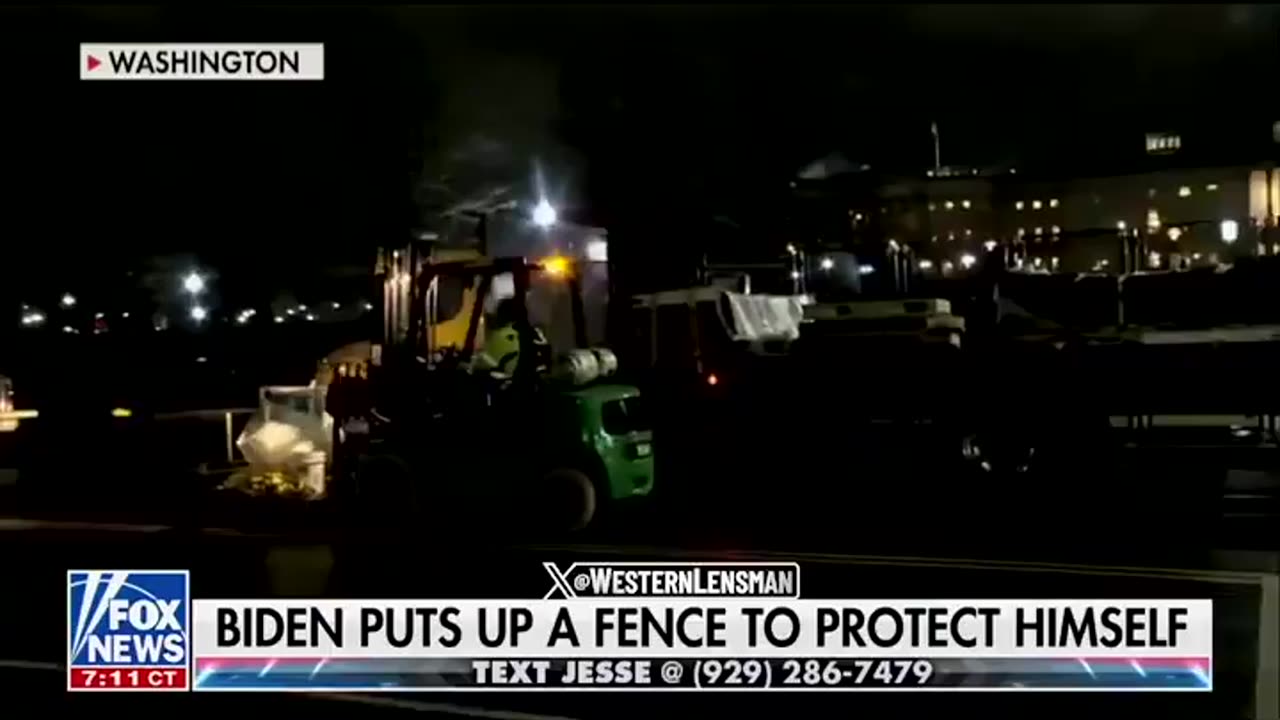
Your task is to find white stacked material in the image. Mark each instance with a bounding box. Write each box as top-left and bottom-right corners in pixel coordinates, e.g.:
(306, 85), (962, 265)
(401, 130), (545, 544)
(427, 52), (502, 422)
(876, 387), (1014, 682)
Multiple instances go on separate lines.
(813, 313), (966, 335)
(804, 298), (951, 322)
(724, 293), (805, 342)
(801, 298), (965, 351)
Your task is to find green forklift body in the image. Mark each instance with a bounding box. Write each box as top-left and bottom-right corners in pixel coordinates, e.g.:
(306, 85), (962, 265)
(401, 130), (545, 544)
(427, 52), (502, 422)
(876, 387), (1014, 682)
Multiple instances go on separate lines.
(558, 383), (654, 501)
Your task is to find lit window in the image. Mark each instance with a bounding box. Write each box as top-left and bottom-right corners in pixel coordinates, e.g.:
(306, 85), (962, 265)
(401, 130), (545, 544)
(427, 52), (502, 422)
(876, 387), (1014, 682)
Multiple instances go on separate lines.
(927, 170), (935, 177)
(961, 199), (972, 209)
(1015, 201), (1025, 211)
(1206, 184), (1219, 192)
(1148, 188), (1157, 198)
(1146, 133), (1182, 154)
(929, 203), (937, 212)
(931, 235), (938, 243)
(1032, 200), (1043, 210)
(1147, 209), (1161, 230)
(1117, 221), (1127, 230)
(1034, 226), (1043, 236)
(1017, 228), (1026, 237)
(1167, 227), (1183, 241)
(1033, 257), (1043, 268)
(964, 228), (973, 237)
(1049, 198), (1059, 208)
(983, 240), (998, 252)
(1051, 225), (1061, 235)
(945, 200), (955, 210)
(1051, 257), (1060, 270)
(919, 259), (934, 270)
(1178, 186), (1192, 197)
(1149, 251), (1161, 268)
(947, 231), (956, 241)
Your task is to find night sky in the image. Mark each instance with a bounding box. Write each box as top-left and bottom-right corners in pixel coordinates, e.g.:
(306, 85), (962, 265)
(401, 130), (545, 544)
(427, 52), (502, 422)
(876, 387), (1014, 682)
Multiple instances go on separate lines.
(3, 5), (1280, 301)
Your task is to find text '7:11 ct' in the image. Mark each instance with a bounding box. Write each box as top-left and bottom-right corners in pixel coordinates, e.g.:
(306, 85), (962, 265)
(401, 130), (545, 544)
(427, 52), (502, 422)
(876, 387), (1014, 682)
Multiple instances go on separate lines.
(70, 668), (187, 689)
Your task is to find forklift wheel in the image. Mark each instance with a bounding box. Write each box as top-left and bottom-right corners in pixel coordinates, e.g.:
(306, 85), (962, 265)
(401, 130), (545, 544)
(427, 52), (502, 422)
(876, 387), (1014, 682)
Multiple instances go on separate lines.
(542, 468), (598, 532)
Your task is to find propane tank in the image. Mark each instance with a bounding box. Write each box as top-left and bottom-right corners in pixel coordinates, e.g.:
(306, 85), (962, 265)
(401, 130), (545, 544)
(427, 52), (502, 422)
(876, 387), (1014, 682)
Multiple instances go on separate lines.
(553, 349), (601, 386)
(591, 348), (619, 378)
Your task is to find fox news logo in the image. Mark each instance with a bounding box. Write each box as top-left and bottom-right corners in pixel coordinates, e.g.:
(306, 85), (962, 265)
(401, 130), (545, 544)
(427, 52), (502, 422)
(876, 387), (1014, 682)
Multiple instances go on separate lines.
(67, 570), (189, 691)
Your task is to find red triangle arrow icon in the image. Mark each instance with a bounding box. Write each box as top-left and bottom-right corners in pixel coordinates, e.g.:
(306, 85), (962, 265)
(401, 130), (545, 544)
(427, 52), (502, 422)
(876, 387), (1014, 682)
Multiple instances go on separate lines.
(86, 55), (101, 71)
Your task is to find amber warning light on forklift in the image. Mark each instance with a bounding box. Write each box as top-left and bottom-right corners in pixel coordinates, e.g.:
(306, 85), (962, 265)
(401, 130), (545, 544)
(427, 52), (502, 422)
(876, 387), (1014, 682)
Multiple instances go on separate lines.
(540, 255), (572, 278)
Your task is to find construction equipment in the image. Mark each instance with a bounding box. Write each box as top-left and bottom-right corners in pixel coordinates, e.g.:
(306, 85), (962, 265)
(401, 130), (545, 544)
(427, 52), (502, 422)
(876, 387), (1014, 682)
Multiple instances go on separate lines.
(325, 246), (654, 532)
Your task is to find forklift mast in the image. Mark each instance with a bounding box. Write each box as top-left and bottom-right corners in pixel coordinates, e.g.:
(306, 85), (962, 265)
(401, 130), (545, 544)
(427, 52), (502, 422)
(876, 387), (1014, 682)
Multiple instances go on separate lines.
(378, 247), (554, 383)
(378, 241), (484, 357)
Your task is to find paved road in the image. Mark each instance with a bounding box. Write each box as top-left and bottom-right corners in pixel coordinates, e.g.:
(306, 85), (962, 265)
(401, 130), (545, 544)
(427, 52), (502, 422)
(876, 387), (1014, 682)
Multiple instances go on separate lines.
(3, 412), (1279, 558)
(1, 523), (1274, 719)
(2, 417), (1278, 716)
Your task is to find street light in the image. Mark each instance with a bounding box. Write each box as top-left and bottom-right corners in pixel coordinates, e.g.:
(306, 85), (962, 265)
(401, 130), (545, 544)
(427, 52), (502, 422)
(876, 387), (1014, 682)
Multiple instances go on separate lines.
(1220, 219), (1239, 244)
(532, 199), (557, 228)
(61, 293), (76, 308)
(820, 257), (835, 271)
(183, 272), (205, 295)
(190, 305), (207, 322)
(960, 253), (977, 269)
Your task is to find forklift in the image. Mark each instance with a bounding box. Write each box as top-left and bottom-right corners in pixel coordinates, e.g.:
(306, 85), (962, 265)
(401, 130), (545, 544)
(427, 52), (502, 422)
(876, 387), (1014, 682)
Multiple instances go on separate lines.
(327, 241), (655, 532)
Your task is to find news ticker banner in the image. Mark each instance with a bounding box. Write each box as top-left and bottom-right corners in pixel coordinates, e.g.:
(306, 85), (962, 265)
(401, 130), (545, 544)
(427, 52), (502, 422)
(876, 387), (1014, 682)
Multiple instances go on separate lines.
(80, 44), (324, 81)
(68, 563), (1214, 693)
